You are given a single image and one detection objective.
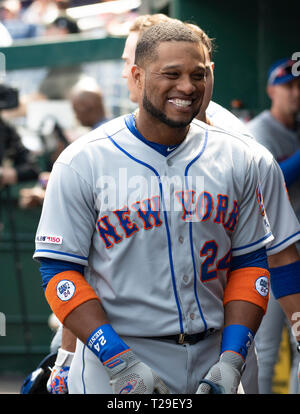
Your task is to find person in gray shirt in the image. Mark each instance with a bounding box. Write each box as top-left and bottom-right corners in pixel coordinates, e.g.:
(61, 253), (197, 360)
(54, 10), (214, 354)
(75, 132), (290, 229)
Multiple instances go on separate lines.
(248, 57), (300, 394)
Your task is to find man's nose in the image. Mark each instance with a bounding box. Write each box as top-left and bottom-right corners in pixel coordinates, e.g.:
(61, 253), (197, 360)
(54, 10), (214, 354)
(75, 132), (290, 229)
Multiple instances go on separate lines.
(176, 76), (196, 95)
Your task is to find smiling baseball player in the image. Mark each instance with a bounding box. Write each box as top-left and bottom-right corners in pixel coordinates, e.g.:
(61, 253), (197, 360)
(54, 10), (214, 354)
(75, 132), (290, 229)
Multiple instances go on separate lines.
(119, 14), (300, 394)
(34, 21), (273, 394)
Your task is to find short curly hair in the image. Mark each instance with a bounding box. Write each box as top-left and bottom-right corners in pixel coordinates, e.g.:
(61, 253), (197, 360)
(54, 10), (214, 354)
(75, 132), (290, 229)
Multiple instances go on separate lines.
(130, 14), (214, 60)
(135, 21), (202, 67)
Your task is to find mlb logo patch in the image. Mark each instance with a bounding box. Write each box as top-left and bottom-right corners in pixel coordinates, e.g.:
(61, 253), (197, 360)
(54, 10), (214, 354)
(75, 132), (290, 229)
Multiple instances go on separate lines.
(36, 235), (63, 245)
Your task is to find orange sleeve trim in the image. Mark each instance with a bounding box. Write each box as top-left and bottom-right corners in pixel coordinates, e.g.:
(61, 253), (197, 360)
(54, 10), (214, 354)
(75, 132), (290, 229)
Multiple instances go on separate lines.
(45, 270), (100, 324)
(223, 267), (270, 314)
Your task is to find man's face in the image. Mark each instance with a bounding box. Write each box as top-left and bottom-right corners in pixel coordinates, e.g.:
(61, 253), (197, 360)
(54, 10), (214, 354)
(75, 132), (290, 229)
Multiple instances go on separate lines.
(268, 78), (300, 116)
(121, 31), (140, 103)
(133, 41), (206, 128)
(197, 46), (214, 120)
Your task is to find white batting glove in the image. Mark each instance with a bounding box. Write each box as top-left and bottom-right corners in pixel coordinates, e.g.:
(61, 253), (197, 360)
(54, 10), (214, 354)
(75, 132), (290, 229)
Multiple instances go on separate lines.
(104, 349), (169, 394)
(47, 347), (74, 394)
(196, 351), (244, 394)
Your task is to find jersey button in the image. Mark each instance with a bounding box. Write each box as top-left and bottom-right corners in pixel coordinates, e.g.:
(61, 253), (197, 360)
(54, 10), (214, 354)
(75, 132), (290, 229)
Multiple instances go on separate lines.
(183, 275), (189, 283)
(167, 159), (173, 166)
(190, 313), (195, 320)
(178, 235), (184, 244)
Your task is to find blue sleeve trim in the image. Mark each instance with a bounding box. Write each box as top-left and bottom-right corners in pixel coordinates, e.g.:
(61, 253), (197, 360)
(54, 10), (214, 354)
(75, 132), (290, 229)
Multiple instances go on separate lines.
(279, 148), (300, 187)
(35, 249), (88, 261)
(270, 260), (300, 299)
(39, 257), (84, 291)
(231, 232), (273, 252)
(221, 324), (254, 360)
(266, 231), (300, 252)
(231, 247), (269, 271)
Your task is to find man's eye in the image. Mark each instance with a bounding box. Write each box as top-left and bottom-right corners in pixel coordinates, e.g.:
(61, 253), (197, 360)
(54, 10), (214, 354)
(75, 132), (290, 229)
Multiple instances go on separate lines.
(192, 73), (205, 80)
(164, 72), (178, 78)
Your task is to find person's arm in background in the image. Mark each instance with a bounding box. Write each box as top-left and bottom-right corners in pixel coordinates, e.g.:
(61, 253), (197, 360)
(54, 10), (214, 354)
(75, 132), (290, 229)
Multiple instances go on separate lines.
(278, 148), (300, 187)
(268, 244), (300, 343)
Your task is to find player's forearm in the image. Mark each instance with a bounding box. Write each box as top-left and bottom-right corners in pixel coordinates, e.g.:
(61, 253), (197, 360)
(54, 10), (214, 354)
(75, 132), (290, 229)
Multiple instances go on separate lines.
(267, 245), (300, 342)
(219, 300), (265, 366)
(224, 300), (264, 334)
(64, 299), (109, 344)
(267, 243), (300, 268)
(61, 326), (77, 352)
(278, 293), (300, 342)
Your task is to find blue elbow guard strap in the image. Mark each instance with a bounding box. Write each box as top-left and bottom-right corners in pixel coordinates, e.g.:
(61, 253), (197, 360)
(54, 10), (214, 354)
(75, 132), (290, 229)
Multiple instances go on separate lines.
(279, 149), (300, 187)
(270, 260), (300, 299)
(220, 324), (254, 361)
(87, 324), (130, 365)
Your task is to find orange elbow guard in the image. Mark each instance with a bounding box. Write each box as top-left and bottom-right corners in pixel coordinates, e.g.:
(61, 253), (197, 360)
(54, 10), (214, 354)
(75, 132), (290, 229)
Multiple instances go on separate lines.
(223, 267), (270, 313)
(45, 270), (100, 324)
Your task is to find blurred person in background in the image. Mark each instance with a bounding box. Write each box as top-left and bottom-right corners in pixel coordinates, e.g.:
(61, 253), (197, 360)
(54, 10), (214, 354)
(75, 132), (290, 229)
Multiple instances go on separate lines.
(19, 79), (108, 210)
(0, 20), (13, 46)
(22, 0), (59, 26)
(0, 85), (40, 189)
(35, 15), (83, 101)
(0, 0), (40, 40)
(248, 58), (300, 394)
(0, 115), (40, 188)
(2, 14), (87, 121)
(70, 81), (109, 130)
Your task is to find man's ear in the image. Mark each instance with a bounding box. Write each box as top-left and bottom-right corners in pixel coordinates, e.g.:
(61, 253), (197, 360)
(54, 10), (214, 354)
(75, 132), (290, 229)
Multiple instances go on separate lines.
(211, 62), (215, 71)
(131, 64), (144, 90)
(266, 85), (274, 100)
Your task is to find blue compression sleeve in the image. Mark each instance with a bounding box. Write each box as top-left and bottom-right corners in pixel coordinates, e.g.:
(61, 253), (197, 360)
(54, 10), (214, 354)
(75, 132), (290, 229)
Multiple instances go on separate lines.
(39, 257), (85, 291)
(87, 324), (130, 364)
(270, 260), (300, 299)
(231, 247), (268, 271)
(279, 148), (300, 187)
(220, 324), (254, 360)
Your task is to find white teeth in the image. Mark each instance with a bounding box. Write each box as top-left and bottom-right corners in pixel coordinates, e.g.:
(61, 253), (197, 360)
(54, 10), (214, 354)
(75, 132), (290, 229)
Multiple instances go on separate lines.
(168, 98), (192, 108)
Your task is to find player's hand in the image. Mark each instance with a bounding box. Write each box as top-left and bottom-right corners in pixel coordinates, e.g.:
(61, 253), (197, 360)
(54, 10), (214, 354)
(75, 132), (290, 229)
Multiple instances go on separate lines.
(196, 351), (244, 394)
(104, 350), (169, 394)
(47, 348), (74, 394)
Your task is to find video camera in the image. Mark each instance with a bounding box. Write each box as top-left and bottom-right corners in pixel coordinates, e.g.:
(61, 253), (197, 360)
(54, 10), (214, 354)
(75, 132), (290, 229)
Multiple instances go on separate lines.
(0, 84), (19, 110)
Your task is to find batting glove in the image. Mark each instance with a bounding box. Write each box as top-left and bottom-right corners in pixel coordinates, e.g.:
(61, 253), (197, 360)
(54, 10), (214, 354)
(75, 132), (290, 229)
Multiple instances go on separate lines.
(196, 351), (244, 394)
(87, 324), (169, 394)
(47, 347), (74, 394)
(104, 349), (169, 394)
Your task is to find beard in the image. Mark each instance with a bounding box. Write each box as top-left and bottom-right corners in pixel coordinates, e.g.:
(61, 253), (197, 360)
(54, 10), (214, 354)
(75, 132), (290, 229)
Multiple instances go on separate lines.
(142, 91), (199, 128)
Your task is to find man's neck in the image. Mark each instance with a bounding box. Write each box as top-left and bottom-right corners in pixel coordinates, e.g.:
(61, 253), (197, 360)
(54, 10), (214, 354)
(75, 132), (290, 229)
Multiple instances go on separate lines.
(270, 107), (297, 130)
(135, 111), (190, 146)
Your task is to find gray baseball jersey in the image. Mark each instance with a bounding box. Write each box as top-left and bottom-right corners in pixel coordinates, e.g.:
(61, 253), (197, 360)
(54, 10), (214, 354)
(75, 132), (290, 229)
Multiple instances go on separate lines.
(207, 102), (300, 255)
(34, 114), (272, 338)
(248, 110), (300, 223)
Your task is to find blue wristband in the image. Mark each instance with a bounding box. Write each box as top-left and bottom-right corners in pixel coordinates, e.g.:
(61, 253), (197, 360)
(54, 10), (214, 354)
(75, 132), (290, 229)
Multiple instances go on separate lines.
(270, 260), (300, 299)
(220, 324), (254, 360)
(87, 324), (130, 363)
